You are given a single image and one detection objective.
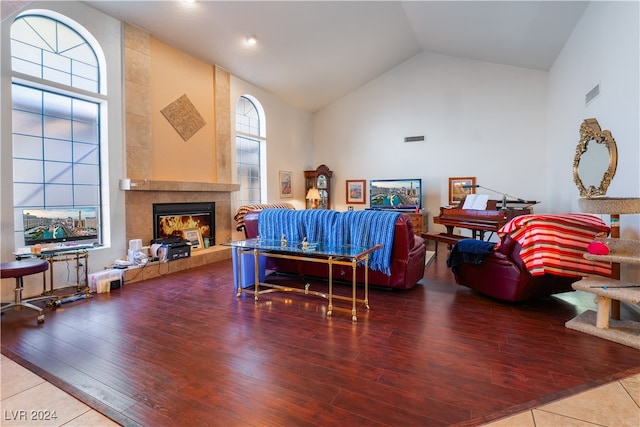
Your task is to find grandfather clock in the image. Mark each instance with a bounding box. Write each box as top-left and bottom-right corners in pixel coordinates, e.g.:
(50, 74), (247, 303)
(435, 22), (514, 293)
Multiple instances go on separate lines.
(304, 165), (333, 209)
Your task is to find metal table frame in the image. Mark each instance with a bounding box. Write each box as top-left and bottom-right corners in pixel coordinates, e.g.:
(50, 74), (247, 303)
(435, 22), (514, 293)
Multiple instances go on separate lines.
(227, 239), (381, 322)
(16, 248), (91, 306)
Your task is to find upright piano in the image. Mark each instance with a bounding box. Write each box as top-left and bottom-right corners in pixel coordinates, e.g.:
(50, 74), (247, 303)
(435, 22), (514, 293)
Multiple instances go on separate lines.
(434, 198), (537, 240)
(424, 198), (537, 255)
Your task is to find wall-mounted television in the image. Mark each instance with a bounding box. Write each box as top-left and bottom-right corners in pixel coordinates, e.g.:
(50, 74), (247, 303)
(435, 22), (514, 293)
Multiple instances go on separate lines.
(22, 207), (99, 246)
(369, 179), (422, 210)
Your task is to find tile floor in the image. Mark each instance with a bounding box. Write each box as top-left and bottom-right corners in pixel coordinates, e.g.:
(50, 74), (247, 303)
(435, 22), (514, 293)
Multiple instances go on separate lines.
(481, 373), (640, 427)
(1, 354), (119, 426)
(1, 353), (639, 426)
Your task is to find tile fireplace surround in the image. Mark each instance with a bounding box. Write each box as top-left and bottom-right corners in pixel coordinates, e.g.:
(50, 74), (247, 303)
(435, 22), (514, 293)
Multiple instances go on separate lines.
(123, 179), (239, 283)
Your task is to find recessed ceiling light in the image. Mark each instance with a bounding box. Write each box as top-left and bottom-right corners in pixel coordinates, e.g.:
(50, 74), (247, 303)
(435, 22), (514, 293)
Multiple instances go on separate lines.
(244, 36), (257, 46)
(182, 0), (196, 4)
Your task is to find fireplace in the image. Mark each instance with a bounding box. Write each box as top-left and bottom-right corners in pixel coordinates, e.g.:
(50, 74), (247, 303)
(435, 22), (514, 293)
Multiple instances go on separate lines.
(153, 202), (215, 245)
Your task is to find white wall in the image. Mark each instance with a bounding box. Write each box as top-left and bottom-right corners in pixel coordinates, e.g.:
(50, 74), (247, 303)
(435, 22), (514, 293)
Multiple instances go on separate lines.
(230, 75), (314, 240)
(313, 1), (639, 279)
(313, 52), (548, 232)
(548, 1), (640, 220)
(548, 1), (640, 280)
(1, 2), (125, 300)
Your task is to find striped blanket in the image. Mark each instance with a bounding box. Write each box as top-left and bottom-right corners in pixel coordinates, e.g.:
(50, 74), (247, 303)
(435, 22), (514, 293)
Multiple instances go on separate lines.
(233, 203), (295, 231)
(333, 210), (401, 275)
(257, 209), (400, 275)
(258, 209), (339, 243)
(498, 214), (611, 277)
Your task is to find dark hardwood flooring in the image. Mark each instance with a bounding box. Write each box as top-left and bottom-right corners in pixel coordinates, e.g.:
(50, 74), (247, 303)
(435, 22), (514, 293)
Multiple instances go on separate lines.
(2, 250), (639, 426)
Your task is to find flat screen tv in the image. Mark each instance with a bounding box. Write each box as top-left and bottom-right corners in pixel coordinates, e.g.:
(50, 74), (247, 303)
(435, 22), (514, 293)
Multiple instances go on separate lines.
(22, 207), (99, 246)
(370, 179), (422, 210)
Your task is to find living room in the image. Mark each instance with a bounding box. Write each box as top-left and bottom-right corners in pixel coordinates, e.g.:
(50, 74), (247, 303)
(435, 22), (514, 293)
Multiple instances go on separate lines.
(2, 1), (638, 292)
(2, 1), (640, 283)
(1, 1), (639, 426)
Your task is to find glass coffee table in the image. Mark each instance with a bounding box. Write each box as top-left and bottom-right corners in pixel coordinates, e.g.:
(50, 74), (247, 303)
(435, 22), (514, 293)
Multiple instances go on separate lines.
(225, 238), (381, 322)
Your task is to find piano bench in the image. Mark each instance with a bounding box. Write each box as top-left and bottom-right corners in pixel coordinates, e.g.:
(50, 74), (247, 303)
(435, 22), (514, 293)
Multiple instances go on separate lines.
(421, 233), (467, 256)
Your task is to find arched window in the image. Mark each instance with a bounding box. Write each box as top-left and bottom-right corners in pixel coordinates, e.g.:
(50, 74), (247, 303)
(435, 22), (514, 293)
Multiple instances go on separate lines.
(11, 12), (105, 245)
(235, 95), (265, 205)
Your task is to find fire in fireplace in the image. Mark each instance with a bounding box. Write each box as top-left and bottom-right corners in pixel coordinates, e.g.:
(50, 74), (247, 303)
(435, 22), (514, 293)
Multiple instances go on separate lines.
(153, 202), (215, 245)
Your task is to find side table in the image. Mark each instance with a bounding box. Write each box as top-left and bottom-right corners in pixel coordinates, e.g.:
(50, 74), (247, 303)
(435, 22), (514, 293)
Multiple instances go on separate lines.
(16, 247), (91, 306)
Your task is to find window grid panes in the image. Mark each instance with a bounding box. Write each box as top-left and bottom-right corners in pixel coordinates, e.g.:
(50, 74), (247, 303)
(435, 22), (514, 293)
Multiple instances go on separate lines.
(11, 15), (100, 93)
(236, 96), (262, 205)
(236, 135), (261, 205)
(236, 96), (260, 135)
(12, 83), (100, 209)
(11, 13), (103, 242)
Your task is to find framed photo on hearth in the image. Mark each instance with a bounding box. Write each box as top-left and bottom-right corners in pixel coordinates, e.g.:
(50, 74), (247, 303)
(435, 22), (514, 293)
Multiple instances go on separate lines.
(182, 228), (203, 250)
(279, 171), (293, 198)
(346, 180), (366, 204)
(449, 177), (476, 206)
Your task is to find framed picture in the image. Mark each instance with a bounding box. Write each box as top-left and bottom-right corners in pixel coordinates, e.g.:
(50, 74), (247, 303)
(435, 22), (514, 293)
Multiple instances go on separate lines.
(182, 228), (203, 250)
(448, 177), (476, 205)
(279, 171), (292, 198)
(346, 180), (366, 204)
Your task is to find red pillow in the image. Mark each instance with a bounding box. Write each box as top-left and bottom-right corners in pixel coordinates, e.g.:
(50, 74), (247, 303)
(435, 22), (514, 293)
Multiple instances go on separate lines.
(587, 241), (610, 255)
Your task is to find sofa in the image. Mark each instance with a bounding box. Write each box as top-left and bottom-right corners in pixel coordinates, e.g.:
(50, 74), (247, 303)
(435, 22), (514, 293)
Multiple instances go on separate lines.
(234, 203), (295, 232)
(243, 209), (427, 289)
(447, 214), (611, 301)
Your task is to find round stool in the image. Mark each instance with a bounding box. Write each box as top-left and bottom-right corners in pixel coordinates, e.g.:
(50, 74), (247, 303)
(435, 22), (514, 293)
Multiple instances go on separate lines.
(1, 259), (50, 323)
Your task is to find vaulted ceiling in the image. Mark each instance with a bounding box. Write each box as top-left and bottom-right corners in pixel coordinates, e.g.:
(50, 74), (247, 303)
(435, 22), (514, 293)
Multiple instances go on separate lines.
(84, 1), (589, 112)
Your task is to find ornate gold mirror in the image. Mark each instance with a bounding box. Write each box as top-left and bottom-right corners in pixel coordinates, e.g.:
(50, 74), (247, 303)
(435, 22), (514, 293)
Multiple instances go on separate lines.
(573, 118), (617, 198)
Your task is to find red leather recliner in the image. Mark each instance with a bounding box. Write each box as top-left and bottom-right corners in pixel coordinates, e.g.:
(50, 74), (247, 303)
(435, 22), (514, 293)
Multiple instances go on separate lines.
(450, 214), (611, 302)
(451, 234), (580, 301)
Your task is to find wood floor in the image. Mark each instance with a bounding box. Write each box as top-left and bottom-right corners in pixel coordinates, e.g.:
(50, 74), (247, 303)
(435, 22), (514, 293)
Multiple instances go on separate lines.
(2, 251), (639, 427)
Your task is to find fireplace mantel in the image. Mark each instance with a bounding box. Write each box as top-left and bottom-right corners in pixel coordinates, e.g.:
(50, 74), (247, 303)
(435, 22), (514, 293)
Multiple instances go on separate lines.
(126, 179), (239, 193)
(124, 179), (238, 262)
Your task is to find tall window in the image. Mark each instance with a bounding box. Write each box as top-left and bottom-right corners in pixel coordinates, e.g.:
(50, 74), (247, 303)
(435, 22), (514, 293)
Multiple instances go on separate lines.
(11, 13), (105, 242)
(235, 96), (265, 205)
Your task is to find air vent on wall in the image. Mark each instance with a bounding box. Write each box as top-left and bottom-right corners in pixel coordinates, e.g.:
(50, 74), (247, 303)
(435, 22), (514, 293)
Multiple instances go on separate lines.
(404, 135), (425, 143)
(585, 83), (600, 106)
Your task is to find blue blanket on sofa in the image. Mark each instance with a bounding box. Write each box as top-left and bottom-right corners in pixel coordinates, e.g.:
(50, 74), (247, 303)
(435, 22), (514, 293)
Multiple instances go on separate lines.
(257, 209), (400, 275)
(333, 210), (400, 275)
(258, 209), (338, 243)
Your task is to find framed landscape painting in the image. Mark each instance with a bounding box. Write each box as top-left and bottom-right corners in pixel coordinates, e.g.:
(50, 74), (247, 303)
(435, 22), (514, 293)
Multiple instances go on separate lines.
(448, 177), (476, 205)
(346, 180), (366, 204)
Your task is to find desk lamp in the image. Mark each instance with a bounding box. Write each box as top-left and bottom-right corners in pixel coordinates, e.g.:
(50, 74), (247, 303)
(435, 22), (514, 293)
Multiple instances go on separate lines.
(306, 188), (321, 209)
